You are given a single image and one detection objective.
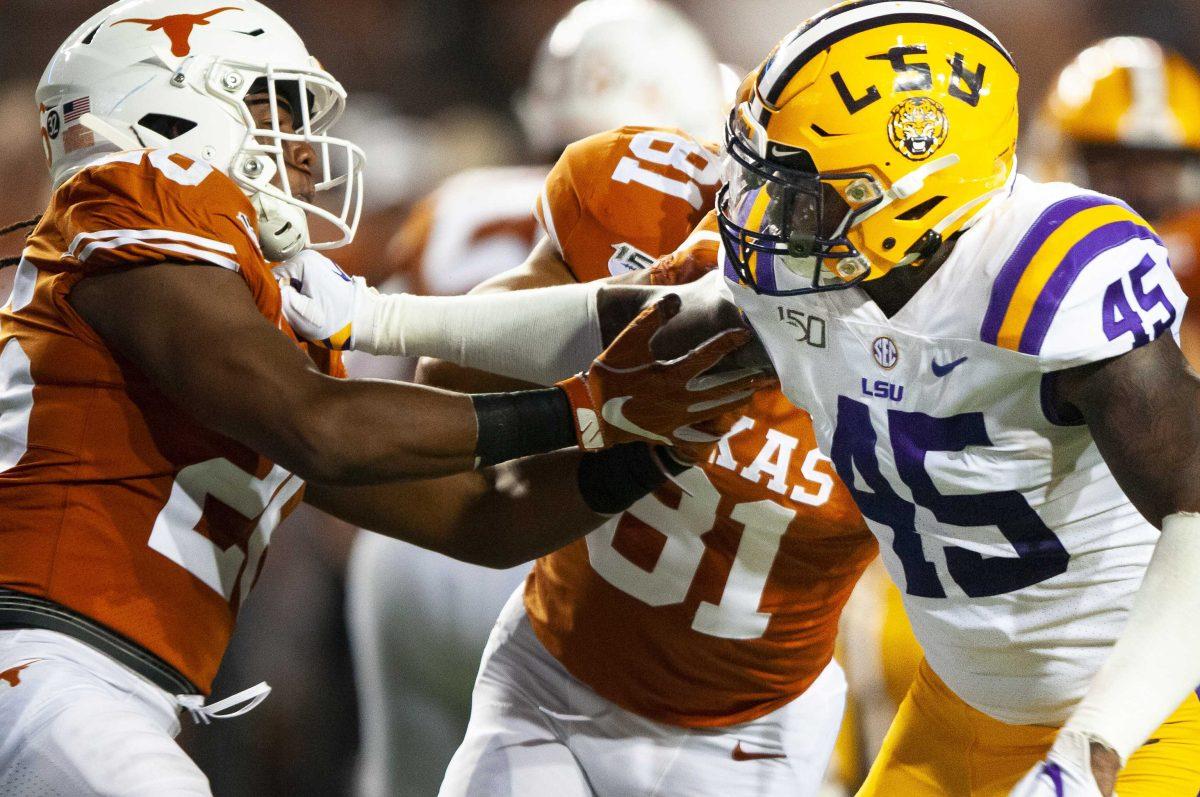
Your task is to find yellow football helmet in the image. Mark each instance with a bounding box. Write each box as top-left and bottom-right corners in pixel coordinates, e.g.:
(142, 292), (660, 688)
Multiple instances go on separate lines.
(1030, 37), (1200, 223)
(718, 0), (1019, 296)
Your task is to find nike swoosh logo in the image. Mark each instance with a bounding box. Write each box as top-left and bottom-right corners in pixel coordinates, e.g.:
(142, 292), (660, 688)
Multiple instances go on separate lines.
(768, 144), (810, 159)
(931, 356), (968, 378)
(600, 397), (671, 446)
(731, 742), (787, 762)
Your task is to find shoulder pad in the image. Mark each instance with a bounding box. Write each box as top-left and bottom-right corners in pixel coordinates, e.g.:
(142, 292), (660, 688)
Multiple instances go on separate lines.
(980, 190), (1186, 369)
(53, 150), (261, 274)
(534, 126), (721, 283)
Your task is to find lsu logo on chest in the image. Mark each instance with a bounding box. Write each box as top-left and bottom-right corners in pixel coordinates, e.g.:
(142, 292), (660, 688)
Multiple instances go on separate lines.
(707, 413), (835, 508)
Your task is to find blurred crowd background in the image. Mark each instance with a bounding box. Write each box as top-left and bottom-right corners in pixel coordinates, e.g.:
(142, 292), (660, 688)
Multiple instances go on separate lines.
(2, 1), (1200, 795)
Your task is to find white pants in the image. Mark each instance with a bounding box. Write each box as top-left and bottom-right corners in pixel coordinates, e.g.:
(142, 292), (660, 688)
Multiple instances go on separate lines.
(347, 532), (531, 797)
(0, 629), (210, 797)
(440, 589), (847, 797)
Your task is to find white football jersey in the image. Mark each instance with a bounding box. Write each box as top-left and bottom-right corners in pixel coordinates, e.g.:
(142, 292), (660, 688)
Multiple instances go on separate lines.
(720, 175), (1187, 725)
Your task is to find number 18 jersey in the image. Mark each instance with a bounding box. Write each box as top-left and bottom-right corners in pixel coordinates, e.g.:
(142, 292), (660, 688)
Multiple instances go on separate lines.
(723, 175), (1187, 725)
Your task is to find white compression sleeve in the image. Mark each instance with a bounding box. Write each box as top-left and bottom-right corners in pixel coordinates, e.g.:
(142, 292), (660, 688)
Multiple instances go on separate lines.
(1065, 512), (1200, 761)
(353, 281), (609, 386)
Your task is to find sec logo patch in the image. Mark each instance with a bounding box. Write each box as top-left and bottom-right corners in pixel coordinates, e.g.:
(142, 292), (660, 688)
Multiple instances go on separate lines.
(873, 336), (899, 370)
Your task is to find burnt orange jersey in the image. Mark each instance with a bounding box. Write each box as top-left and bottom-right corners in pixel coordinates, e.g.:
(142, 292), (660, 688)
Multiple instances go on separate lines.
(0, 149), (343, 693)
(524, 127), (877, 728)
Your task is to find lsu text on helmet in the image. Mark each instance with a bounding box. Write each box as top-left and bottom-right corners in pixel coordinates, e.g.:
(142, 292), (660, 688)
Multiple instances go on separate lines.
(719, 0), (1019, 297)
(1029, 36), (1200, 223)
(517, 0), (728, 154)
(38, 0), (365, 261)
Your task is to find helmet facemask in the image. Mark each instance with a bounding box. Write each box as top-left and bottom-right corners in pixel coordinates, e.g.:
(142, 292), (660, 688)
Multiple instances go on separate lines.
(718, 108), (877, 296)
(208, 60), (365, 261)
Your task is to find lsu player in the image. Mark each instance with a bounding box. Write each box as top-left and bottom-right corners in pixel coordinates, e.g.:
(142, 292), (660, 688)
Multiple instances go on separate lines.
(709, 3), (1200, 795)
(0, 2), (763, 794)
(282, 1), (1200, 794)
(346, 4), (731, 795)
(1028, 36), (1200, 364)
(423, 125), (877, 797)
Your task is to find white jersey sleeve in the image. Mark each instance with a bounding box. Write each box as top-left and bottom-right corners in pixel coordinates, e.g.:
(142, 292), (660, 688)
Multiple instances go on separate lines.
(978, 190), (1187, 371)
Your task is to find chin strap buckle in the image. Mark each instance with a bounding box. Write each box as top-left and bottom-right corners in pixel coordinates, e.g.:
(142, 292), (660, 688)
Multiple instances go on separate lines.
(177, 681), (272, 726)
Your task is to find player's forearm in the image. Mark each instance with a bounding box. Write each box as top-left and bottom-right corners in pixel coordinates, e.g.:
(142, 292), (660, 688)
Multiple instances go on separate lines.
(353, 282), (612, 385)
(1062, 514), (1200, 763)
(280, 377), (576, 485)
(307, 443), (685, 568)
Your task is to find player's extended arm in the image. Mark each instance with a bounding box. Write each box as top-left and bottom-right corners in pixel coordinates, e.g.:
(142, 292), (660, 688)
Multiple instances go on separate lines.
(1014, 334), (1200, 796)
(69, 263), (764, 485)
(305, 443), (673, 569)
(278, 245), (764, 386)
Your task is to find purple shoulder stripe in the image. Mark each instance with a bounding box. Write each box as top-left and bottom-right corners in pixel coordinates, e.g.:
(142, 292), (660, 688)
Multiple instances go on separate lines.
(1018, 222), (1160, 355)
(980, 194), (1123, 345)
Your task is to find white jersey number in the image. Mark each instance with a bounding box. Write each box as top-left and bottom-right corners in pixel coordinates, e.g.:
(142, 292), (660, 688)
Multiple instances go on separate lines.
(586, 468), (794, 640)
(149, 459), (303, 604)
(611, 130), (721, 210)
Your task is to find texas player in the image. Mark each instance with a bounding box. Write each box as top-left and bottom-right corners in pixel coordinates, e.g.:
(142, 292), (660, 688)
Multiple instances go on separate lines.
(0, 4), (762, 794)
(427, 126), (877, 797)
(346, 5), (731, 794)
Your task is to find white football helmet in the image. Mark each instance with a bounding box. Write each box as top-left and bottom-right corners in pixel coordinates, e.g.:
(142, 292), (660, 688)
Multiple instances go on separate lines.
(37, 0), (365, 260)
(517, 0), (728, 153)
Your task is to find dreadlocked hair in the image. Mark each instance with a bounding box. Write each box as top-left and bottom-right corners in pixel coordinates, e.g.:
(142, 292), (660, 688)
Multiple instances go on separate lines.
(0, 214), (42, 269)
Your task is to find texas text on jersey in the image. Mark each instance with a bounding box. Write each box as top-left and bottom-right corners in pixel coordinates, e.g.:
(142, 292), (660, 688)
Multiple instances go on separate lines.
(525, 125), (878, 727)
(0, 149), (344, 695)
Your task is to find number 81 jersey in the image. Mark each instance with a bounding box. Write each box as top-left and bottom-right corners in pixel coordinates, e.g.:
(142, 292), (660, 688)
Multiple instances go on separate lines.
(526, 127), (878, 728)
(0, 150), (343, 694)
(724, 175), (1188, 725)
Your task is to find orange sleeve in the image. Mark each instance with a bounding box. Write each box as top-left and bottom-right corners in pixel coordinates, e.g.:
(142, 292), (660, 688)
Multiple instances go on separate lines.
(535, 126), (722, 284)
(649, 211), (722, 287)
(52, 150), (264, 286)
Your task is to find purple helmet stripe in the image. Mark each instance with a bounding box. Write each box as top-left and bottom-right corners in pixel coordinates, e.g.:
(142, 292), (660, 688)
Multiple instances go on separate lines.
(1018, 222), (1161, 355)
(980, 195), (1132, 345)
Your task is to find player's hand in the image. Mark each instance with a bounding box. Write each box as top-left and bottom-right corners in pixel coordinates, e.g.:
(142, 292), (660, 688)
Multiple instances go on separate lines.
(1009, 729), (1117, 797)
(273, 250), (369, 350)
(557, 295), (775, 451)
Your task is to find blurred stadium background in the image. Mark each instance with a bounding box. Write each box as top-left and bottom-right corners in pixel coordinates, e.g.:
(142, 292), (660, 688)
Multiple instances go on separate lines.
(2, 1), (1199, 795)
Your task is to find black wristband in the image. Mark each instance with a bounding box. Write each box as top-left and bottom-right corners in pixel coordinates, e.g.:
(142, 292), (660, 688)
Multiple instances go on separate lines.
(577, 443), (689, 515)
(472, 388), (576, 467)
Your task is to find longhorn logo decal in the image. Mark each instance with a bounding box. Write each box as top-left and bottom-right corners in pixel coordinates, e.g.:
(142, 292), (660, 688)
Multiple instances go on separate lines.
(116, 7), (241, 57)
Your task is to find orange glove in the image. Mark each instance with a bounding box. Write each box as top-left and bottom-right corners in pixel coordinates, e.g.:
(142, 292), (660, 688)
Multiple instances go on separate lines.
(557, 295), (774, 451)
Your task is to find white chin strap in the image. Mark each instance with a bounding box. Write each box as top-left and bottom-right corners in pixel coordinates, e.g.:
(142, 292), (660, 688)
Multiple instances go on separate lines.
(252, 193), (310, 262)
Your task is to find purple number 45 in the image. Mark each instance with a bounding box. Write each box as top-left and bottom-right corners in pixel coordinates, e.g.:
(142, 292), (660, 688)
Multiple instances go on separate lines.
(1102, 255), (1178, 346)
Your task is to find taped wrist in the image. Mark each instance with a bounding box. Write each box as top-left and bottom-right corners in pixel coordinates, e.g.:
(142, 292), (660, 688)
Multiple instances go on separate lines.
(577, 444), (691, 515)
(472, 389), (576, 467)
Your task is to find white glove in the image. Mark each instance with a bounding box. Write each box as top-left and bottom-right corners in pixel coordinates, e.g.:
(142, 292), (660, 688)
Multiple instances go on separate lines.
(272, 250), (375, 350)
(1009, 729), (1111, 797)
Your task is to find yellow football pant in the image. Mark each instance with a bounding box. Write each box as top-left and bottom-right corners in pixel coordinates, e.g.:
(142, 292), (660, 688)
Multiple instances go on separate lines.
(857, 660), (1200, 797)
